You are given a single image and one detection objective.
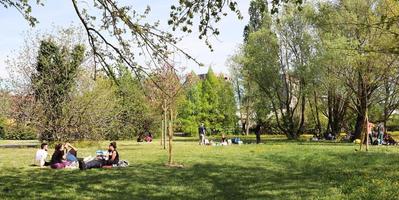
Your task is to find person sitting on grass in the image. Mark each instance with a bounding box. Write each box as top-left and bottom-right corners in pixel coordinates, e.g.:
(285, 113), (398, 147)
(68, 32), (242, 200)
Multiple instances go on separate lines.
(50, 143), (70, 169)
(326, 133), (335, 140)
(220, 134), (228, 145)
(144, 133), (153, 142)
(35, 143), (50, 168)
(221, 134), (227, 143)
(65, 142), (79, 162)
(384, 133), (397, 145)
(103, 141), (119, 167)
(80, 142), (119, 170)
(49, 143), (79, 169)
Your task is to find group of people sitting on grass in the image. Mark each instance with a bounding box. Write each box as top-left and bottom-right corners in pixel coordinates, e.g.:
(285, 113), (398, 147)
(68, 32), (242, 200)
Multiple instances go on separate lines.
(34, 141), (126, 170)
(367, 123), (397, 145)
(137, 132), (153, 143)
(198, 123), (242, 146)
(310, 122), (398, 145)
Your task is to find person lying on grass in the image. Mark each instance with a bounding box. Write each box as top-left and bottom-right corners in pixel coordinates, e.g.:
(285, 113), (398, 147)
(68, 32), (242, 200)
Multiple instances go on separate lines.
(80, 142), (119, 170)
(50, 143), (78, 169)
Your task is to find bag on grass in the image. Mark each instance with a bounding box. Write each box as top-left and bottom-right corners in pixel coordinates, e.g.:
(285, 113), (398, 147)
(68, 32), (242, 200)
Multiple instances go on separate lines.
(232, 137), (241, 144)
(112, 160), (129, 168)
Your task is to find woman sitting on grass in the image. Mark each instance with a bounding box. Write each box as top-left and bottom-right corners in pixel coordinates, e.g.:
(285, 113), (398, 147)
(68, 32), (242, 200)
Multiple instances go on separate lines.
(50, 143), (70, 169)
(50, 143), (79, 169)
(80, 142), (119, 170)
(105, 141), (119, 166)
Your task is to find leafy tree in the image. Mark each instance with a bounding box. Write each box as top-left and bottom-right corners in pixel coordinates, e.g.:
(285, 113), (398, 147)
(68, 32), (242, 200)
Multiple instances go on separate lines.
(0, 0), (43, 26)
(111, 67), (157, 140)
(177, 68), (237, 136)
(243, 0), (268, 42)
(315, 0), (399, 140)
(32, 39), (85, 141)
(244, 4), (317, 139)
(176, 72), (203, 136)
(218, 76), (238, 133)
(201, 68), (223, 131)
(0, 82), (10, 139)
(65, 74), (118, 140)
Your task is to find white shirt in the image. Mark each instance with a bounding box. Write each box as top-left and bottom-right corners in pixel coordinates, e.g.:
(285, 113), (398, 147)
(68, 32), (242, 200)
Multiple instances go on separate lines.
(35, 149), (48, 161)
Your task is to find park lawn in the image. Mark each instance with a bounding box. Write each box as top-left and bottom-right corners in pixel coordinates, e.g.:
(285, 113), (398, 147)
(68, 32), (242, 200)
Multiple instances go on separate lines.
(0, 140), (39, 145)
(1, 138), (399, 200)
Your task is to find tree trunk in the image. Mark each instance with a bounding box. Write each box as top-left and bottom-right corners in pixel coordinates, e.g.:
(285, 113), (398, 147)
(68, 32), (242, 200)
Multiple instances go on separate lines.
(295, 93), (306, 138)
(354, 85), (368, 140)
(168, 108), (174, 165)
(313, 91), (322, 135)
(161, 119), (164, 146)
(255, 124), (261, 144)
(245, 105), (250, 135)
(236, 79), (245, 134)
(163, 102), (167, 150)
(354, 108), (366, 140)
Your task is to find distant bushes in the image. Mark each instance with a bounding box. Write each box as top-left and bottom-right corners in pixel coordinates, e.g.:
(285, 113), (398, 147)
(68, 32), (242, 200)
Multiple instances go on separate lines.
(1, 123), (37, 140)
(386, 114), (399, 132)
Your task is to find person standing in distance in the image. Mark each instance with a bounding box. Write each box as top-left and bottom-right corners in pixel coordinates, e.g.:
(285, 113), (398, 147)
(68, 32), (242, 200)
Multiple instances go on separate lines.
(198, 123), (206, 145)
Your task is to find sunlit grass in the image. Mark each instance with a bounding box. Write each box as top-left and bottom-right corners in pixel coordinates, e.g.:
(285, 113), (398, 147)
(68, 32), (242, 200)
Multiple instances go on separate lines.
(1, 137), (399, 199)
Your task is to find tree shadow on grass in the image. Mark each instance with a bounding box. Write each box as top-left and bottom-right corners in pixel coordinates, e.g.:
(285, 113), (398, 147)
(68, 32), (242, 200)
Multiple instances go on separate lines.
(0, 162), (338, 200)
(263, 150), (399, 200)
(1, 149), (399, 200)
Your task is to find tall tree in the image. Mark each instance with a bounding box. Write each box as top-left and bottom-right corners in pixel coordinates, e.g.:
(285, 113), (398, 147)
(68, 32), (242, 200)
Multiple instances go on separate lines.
(218, 76), (237, 132)
(177, 69), (237, 136)
(177, 72), (203, 136)
(146, 64), (186, 166)
(243, 0), (268, 42)
(244, 4), (316, 139)
(316, 0), (399, 140)
(201, 68), (223, 132)
(32, 39), (85, 141)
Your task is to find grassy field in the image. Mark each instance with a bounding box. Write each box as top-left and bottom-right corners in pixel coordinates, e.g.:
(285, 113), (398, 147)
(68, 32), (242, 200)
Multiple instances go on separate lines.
(1, 137), (399, 200)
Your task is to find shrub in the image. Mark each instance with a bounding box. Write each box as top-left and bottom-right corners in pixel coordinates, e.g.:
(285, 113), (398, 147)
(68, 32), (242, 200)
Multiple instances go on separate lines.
(4, 124), (37, 140)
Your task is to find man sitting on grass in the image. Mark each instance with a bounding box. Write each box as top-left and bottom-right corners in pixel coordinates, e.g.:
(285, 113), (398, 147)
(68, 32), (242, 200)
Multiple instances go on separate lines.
(34, 143), (50, 168)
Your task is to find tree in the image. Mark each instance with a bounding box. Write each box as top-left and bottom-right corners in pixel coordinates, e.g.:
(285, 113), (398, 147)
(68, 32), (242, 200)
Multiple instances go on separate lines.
(380, 58), (399, 131)
(315, 0), (399, 140)
(243, 0), (268, 42)
(218, 76), (237, 133)
(32, 39), (85, 141)
(0, 81), (10, 139)
(201, 68), (223, 132)
(244, 4), (316, 139)
(60, 67), (158, 141)
(306, 27), (350, 137)
(177, 69), (237, 136)
(176, 72), (203, 136)
(227, 51), (245, 133)
(110, 67), (158, 140)
(0, 0), (43, 26)
(146, 63), (186, 166)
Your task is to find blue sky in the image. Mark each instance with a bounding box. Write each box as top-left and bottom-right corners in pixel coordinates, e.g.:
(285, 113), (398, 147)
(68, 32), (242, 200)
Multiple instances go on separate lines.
(0, 0), (250, 79)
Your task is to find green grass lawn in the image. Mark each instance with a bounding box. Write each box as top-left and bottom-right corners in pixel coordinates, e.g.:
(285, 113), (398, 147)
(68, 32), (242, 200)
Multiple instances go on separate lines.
(1, 137), (399, 200)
